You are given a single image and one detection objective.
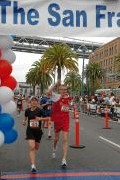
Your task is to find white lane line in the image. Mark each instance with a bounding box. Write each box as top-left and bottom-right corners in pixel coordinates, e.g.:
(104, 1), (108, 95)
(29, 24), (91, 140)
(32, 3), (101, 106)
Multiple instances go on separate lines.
(99, 136), (120, 149)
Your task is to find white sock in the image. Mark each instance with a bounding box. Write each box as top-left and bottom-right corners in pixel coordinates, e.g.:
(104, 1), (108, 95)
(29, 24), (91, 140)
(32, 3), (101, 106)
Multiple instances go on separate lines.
(62, 159), (67, 163)
(31, 164), (36, 169)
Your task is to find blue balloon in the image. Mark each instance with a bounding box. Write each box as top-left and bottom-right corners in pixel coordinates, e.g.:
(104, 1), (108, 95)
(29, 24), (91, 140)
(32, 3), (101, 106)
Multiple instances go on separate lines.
(0, 113), (15, 131)
(0, 105), (2, 113)
(4, 129), (18, 144)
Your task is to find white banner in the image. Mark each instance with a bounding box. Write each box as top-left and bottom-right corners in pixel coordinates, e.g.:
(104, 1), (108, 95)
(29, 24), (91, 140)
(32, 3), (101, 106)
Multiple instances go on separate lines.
(0, 0), (120, 37)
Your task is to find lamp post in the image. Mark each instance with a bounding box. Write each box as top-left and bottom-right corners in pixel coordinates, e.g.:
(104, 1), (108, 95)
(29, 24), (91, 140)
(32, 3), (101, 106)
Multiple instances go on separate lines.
(81, 45), (88, 97)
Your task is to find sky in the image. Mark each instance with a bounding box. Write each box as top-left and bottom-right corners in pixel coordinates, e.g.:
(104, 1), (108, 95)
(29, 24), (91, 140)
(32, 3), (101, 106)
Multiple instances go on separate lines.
(11, 37), (116, 82)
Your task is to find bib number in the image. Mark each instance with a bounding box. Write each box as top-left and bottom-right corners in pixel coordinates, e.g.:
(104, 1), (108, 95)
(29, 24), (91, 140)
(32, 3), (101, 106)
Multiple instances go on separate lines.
(61, 105), (69, 112)
(30, 119), (39, 128)
(18, 101), (22, 105)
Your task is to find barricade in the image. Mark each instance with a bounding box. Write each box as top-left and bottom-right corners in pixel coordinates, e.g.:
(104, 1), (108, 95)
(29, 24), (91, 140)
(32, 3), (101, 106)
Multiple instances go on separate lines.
(70, 105), (85, 149)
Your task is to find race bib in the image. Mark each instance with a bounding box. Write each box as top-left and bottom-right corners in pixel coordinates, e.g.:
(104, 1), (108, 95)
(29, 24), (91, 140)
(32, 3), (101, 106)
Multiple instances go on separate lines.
(30, 119), (39, 128)
(18, 101), (22, 105)
(61, 105), (69, 112)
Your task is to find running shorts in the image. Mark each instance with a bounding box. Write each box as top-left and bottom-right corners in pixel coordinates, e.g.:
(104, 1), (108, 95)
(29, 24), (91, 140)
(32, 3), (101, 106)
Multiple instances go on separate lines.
(26, 127), (43, 143)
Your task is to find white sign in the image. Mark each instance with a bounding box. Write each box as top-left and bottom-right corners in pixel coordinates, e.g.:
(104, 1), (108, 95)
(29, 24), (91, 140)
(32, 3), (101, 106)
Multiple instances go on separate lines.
(0, 0), (120, 37)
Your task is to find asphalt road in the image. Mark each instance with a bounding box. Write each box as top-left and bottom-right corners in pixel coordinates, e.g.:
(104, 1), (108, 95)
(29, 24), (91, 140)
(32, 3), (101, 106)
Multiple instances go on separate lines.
(0, 105), (120, 173)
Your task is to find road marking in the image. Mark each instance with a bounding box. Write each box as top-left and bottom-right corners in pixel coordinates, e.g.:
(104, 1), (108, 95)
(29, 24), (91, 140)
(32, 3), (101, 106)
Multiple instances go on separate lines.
(99, 136), (120, 149)
(2, 171), (120, 179)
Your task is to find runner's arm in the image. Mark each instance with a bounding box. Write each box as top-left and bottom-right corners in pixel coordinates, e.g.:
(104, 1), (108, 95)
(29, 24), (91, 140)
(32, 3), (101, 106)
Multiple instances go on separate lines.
(48, 80), (61, 93)
(22, 116), (27, 126)
(35, 116), (50, 121)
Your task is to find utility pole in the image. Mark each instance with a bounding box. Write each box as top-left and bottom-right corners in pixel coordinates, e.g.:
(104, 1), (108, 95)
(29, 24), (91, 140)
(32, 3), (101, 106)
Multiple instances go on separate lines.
(81, 45), (88, 96)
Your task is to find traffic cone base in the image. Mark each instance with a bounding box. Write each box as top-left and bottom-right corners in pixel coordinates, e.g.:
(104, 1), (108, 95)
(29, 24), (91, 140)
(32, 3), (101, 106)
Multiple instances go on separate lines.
(70, 145), (85, 149)
(103, 127), (111, 129)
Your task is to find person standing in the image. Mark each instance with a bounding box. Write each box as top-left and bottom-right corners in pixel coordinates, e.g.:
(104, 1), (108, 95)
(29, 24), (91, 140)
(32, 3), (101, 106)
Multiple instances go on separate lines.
(16, 94), (23, 117)
(40, 90), (52, 139)
(49, 83), (72, 168)
(22, 96), (49, 173)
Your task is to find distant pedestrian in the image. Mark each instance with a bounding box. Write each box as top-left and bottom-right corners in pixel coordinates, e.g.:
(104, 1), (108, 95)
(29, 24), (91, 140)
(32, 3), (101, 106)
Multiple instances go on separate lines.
(22, 96), (49, 173)
(16, 94), (23, 117)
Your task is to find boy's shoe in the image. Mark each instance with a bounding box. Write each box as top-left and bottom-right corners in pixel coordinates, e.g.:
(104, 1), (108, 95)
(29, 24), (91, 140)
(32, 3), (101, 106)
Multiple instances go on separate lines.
(31, 165), (37, 173)
(52, 152), (56, 158)
(48, 135), (52, 139)
(61, 159), (67, 169)
(52, 147), (57, 159)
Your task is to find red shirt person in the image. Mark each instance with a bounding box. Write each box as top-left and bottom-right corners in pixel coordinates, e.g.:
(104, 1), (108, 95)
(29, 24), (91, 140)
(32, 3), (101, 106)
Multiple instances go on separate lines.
(51, 95), (72, 133)
(50, 84), (72, 168)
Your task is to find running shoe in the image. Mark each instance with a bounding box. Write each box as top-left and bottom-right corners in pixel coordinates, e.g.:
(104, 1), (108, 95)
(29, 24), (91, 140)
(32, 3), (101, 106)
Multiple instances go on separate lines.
(48, 135), (52, 139)
(31, 165), (37, 173)
(52, 147), (57, 159)
(61, 159), (67, 169)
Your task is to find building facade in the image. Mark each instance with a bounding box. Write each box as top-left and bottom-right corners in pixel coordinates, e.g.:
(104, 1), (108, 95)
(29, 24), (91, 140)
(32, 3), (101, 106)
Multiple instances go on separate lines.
(14, 82), (40, 97)
(89, 38), (120, 89)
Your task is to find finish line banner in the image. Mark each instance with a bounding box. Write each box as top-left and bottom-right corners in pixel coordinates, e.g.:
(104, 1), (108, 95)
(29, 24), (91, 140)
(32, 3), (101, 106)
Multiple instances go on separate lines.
(0, 0), (120, 37)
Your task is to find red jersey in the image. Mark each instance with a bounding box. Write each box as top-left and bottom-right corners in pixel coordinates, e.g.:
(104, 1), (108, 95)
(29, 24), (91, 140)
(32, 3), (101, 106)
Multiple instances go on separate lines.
(51, 96), (72, 132)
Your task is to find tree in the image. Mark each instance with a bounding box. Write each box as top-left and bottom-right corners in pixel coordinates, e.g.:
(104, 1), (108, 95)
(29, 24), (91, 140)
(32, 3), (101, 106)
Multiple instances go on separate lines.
(85, 62), (104, 95)
(41, 43), (79, 81)
(26, 60), (53, 95)
(64, 71), (81, 95)
(31, 60), (53, 94)
(26, 68), (38, 95)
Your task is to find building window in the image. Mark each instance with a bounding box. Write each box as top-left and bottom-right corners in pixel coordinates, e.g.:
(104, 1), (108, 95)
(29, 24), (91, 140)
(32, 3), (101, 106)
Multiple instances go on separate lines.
(114, 45), (117, 54)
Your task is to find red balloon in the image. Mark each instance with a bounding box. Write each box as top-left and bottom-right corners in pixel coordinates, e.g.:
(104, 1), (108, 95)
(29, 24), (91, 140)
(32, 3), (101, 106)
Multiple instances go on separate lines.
(0, 59), (12, 79)
(1, 75), (17, 90)
(0, 49), (2, 58)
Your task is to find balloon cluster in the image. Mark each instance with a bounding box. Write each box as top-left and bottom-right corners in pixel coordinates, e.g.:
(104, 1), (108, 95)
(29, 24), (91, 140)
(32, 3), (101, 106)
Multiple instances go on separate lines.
(0, 35), (18, 147)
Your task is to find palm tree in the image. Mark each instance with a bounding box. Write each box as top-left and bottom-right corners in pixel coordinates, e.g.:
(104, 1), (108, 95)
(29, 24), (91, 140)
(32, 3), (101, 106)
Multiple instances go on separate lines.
(26, 68), (38, 95)
(41, 43), (79, 81)
(26, 60), (53, 95)
(31, 60), (53, 93)
(64, 71), (81, 95)
(85, 62), (104, 95)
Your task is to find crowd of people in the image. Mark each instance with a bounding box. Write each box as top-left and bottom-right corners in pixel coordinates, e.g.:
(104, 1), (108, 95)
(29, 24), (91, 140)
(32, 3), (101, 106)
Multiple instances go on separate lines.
(16, 82), (73, 173)
(15, 85), (120, 173)
(78, 92), (120, 118)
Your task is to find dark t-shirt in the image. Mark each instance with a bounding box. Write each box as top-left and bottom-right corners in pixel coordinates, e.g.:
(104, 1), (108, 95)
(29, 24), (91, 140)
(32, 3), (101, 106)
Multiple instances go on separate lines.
(25, 107), (43, 129)
(17, 99), (22, 106)
(40, 96), (52, 116)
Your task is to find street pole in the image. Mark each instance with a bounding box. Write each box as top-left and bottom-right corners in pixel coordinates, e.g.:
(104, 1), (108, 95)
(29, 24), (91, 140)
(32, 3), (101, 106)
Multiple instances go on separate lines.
(81, 45), (88, 97)
(87, 77), (90, 96)
(81, 50), (85, 96)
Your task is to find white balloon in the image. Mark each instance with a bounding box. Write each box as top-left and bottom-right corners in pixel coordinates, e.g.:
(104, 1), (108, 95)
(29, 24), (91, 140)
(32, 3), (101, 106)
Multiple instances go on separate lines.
(0, 131), (4, 147)
(1, 49), (16, 64)
(0, 86), (14, 104)
(1, 100), (17, 114)
(0, 35), (14, 49)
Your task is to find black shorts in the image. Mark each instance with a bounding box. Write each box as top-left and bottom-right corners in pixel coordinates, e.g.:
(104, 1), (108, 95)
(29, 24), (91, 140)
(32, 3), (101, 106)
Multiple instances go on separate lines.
(17, 105), (22, 109)
(26, 127), (43, 143)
